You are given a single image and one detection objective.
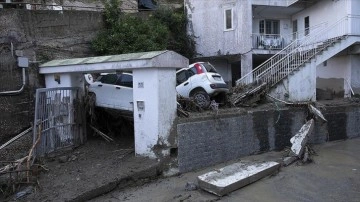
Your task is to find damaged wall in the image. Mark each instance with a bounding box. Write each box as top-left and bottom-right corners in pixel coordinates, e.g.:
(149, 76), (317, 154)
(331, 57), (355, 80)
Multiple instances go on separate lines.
(0, 10), (103, 160)
(316, 55), (351, 99)
(177, 104), (360, 172)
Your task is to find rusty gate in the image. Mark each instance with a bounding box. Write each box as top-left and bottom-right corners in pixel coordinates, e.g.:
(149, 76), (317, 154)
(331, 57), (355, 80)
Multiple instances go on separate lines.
(33, 87), (86, 157)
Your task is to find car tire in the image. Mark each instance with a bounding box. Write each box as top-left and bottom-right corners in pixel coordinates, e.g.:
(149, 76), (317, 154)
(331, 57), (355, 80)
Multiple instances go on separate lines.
(191, 90), (211, 109)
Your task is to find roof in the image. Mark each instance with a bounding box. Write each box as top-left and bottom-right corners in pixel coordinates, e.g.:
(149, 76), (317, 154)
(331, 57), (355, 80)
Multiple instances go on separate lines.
(39, 50), (189, 74)
(40, 50), (168, 67)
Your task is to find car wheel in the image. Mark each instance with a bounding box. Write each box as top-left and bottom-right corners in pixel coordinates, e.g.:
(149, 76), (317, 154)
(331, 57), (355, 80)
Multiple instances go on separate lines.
(192, 90), (210, 109)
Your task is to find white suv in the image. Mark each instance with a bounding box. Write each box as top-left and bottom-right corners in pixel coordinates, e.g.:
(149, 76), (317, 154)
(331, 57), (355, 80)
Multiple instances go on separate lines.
(176, 62), (228, 108)
(85, 62), (228, 111)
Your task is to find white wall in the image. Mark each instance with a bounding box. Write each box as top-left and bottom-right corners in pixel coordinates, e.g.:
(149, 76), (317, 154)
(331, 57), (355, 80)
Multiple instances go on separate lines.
(350, 55), (360, 94)
(186, 0), (252, 57)
(291, 0), (349, 39)
(133, 68), (177, 158)
(45, 73), (84, 89)
(269, 61), (316, 102)
(316, 55), (351, 97)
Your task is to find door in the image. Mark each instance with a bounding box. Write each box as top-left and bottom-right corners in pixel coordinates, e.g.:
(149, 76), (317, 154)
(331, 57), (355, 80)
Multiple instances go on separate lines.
(293, 20), (298, 40)
(113, 73), (134, 111)
(176, 69), (193, 97)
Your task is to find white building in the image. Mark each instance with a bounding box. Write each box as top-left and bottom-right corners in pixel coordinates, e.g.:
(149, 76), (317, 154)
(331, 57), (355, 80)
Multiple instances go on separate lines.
(186, 0), (360, 101)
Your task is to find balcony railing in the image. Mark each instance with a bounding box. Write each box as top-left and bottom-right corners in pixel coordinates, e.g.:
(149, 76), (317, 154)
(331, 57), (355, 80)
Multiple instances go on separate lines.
(252, 34), (286, 50)
(252, 22), (328, 51)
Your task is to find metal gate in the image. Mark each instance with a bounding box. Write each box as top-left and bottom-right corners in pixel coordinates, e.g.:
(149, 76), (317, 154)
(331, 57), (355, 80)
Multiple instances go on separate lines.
(33, 87), (86, 157)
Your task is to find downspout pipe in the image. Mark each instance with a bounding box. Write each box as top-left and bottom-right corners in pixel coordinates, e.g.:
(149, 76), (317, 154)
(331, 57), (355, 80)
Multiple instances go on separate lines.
(0, 67), (26, 95)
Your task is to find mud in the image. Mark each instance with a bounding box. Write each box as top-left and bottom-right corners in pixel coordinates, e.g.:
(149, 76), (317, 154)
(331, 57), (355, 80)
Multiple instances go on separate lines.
(91, 138), (360, 202)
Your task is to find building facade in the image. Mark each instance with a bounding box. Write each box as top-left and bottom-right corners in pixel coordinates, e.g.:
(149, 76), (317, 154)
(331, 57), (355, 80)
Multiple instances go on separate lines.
(186, 0), (360, 101)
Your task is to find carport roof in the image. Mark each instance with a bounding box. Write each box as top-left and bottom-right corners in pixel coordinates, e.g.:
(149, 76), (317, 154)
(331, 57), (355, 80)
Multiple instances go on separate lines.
(39, 50), (188, 74)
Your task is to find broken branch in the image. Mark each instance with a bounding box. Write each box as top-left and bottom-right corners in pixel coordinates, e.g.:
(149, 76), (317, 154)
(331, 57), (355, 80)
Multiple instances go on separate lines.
(89, 125), (114, 142)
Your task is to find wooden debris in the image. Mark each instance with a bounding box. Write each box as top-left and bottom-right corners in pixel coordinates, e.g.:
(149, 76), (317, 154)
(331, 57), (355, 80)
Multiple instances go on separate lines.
(89, 125), (114, 142)
(27, 123), (42, 182)
(230, 82), (267, 106)
(177, 96), (203, 113)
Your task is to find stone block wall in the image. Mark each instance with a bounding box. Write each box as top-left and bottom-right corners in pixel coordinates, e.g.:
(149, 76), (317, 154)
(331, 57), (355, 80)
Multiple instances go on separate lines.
(177, 105), (360, 172)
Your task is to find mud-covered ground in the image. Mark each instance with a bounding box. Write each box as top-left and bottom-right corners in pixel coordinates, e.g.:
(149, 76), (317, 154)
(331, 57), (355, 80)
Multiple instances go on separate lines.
(92, 138), (360, 202)
(1, 98), (360, 201)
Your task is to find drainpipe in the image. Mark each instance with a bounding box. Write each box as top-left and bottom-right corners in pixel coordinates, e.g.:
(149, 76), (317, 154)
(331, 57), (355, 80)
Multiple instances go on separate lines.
(0, 67), (26, 95)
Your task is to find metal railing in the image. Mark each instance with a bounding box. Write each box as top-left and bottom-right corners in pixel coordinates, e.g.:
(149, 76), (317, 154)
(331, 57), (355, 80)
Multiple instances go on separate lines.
(237, 15), (359, 87)
(252, 34), (285, 50)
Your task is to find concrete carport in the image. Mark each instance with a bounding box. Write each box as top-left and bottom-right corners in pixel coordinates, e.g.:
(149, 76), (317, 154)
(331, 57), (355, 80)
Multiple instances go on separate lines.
(39, 50), (189, 158)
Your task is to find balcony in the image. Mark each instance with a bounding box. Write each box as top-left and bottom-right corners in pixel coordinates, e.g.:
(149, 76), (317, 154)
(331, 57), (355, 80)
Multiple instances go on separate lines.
(252, 34), (288, 50)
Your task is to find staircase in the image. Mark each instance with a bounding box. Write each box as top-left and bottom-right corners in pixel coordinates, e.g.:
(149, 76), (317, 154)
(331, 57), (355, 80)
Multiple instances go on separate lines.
(233, 15), (360, 105)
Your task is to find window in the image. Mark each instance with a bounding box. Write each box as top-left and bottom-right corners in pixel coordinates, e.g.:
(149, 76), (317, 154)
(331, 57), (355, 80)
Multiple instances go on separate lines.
(224, 8), (233, 30)
(305, 16), (310, 36)
(116, 74), (133, 88)
(100, 74), (118, 84)
(176, 69), (194, 85)
(259, 20), (279, 35)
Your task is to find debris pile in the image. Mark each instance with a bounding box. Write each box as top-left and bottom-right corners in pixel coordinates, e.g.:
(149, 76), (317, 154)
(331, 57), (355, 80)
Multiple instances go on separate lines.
(283, 104), (327, 166)
(229, 82), (268, 106)
(0, 127), (44, 197)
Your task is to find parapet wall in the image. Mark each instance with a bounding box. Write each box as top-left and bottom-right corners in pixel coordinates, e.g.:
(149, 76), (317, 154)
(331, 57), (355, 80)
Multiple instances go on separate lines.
(177, 104), (360, 172)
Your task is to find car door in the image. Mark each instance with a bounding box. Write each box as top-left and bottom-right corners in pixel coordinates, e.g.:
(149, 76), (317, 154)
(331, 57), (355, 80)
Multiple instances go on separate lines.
(113, 73), (134, 111)
(176, 69), (194, 97)
(91, 74), (119, 108)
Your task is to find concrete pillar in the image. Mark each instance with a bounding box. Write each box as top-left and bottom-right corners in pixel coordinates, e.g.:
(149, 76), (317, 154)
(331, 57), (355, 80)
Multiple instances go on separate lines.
(241, 52), (253, 79)
(132, 68), (177, 158)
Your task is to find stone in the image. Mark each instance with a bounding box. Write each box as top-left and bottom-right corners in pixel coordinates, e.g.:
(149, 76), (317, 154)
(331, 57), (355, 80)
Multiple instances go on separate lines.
(185, 182), (198, 191)
(290, 119), (314, 157)
(197, 161), (280, 196)
(58, 156), (68, 163)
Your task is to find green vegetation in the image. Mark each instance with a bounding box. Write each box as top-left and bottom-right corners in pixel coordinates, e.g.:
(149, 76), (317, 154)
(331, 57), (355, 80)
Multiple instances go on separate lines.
(92, 0), (196, 58)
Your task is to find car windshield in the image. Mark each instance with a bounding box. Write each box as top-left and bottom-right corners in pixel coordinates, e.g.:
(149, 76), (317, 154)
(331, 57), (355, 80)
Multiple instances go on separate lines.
(201, 63), (218, 73)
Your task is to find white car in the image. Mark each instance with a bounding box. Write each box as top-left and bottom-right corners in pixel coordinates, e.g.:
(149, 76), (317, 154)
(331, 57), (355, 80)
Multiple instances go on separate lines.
(85, 72), (134, 111)
(176, 62), (229, 108)
(85, 62), (228, 111)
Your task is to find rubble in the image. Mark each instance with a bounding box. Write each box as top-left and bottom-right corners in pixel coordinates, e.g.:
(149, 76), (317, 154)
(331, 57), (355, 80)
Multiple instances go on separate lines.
(309, 104), (327, 122)
(290, 119), (314, 157)
(185, 182), (198, 191)
(283, 156), (298, 167)
(197, 161), (280, 196)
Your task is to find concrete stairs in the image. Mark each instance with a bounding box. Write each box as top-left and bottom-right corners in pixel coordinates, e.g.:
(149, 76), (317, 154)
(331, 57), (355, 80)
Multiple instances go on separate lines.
(232, 35), (359, 105)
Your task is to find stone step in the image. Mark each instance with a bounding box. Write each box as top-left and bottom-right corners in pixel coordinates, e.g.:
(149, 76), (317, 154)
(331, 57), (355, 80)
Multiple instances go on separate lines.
(197, 161), (280, 196)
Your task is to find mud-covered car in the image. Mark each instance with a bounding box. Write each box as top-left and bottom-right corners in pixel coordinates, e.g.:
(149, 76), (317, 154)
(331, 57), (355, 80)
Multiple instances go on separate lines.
(176, 62), (229, 108)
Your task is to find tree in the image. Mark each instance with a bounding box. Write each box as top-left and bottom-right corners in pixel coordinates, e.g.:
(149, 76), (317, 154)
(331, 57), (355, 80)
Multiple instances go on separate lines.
(92, 0), (196, 58)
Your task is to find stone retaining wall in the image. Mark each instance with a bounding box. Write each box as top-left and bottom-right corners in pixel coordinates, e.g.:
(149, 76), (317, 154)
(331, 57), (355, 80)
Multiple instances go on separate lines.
(177, 104), (360, 172)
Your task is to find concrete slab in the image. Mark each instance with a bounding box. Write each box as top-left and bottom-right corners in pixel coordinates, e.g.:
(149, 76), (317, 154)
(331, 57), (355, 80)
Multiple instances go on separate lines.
(290, 119), (314, 157)
(309, 105), (327, 122)
(283, 156), (298, 166)
(197, 161), (280, 196)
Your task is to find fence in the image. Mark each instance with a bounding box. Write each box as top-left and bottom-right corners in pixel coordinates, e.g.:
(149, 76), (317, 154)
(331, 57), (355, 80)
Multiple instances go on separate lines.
(33, 87), (85, 158)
